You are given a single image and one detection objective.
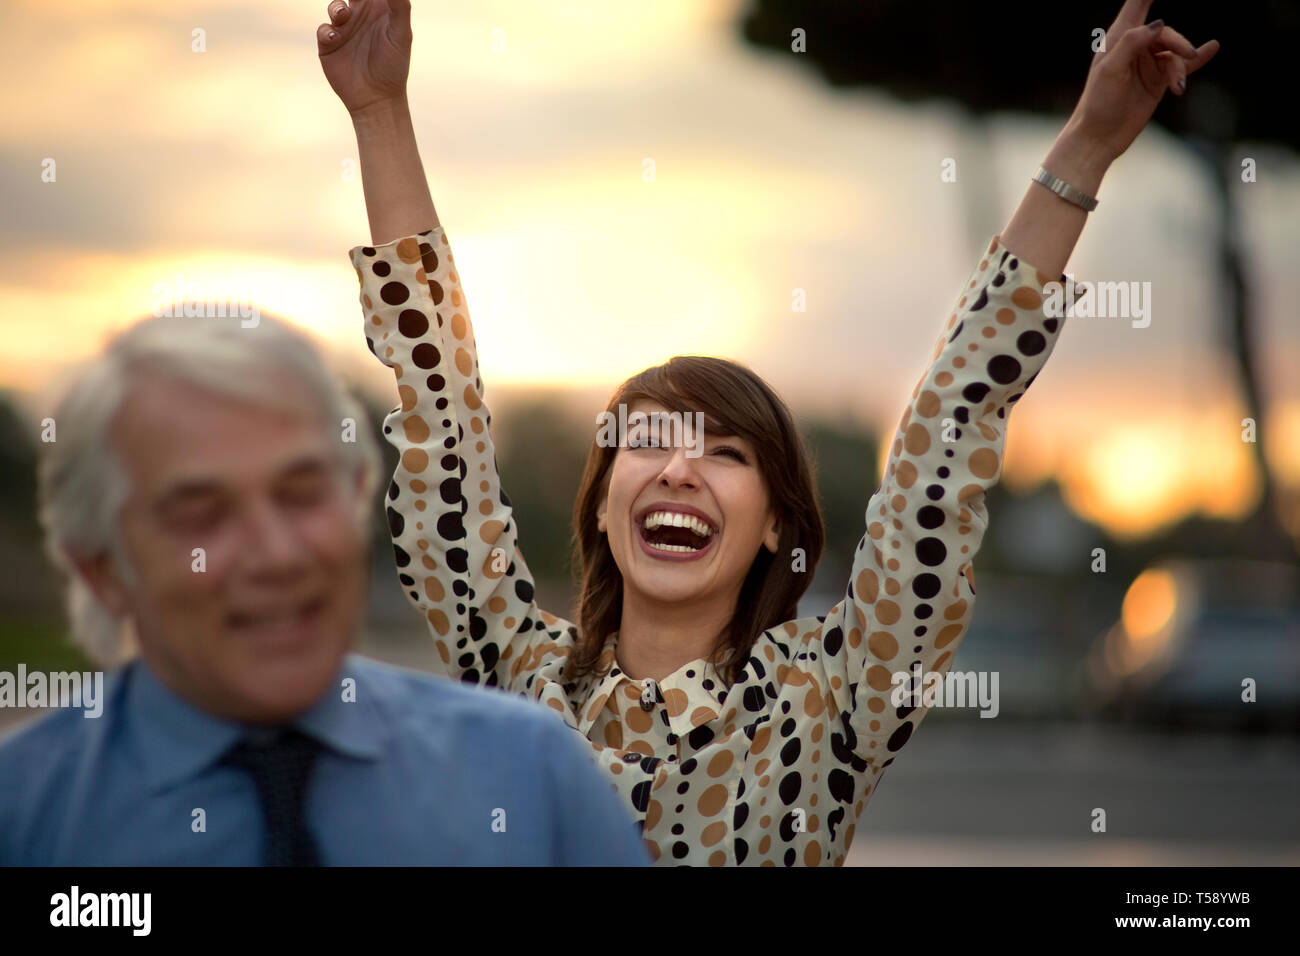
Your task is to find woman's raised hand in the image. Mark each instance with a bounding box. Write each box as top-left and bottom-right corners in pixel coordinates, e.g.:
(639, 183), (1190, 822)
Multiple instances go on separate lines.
(317, 0), (413, 116)
(1070, 0), (1220, 165)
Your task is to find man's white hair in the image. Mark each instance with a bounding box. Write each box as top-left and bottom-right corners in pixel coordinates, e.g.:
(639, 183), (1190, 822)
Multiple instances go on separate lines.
(36, 313), (383, 668)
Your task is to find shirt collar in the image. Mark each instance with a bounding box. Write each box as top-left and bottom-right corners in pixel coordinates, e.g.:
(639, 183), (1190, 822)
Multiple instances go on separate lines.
(575, 633), (726, 739)
(127, 653), (388, 793)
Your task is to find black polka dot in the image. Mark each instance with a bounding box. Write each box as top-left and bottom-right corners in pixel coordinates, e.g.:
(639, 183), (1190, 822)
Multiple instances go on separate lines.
(912, 573), (941, 599)
(962, 382), (990, 403)
(398, 309), (428, 337)
(916, 537), (947, 566)
(379, 281), (409, 305)
(917, 506), (944, 529)
(987, 354), (1021, 385)
(1017, 330), (1046, 356)
(412, 343), (441, 369)
(372, 261), (391, 277)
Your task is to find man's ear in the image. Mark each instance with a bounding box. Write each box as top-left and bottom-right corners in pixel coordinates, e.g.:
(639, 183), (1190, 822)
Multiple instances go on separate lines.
(69, 550), (132, 617)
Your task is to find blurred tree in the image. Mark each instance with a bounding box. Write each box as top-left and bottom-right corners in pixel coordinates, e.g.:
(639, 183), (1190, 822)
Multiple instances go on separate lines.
(739, 0), (1298, 560)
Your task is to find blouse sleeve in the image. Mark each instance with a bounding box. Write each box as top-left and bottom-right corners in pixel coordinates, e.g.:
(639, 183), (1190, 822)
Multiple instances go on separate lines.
(349, 228), (574, 693)
(759, 234), (1074, 767)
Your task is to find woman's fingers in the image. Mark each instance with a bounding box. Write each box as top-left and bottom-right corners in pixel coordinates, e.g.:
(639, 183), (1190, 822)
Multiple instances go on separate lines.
(1155, 50), (1187, 95)
(1186, 39), (1222, 76)
(318, 0), (360, 53)
(317, 21), (342, 51)
(1152, 23), (1198, 59)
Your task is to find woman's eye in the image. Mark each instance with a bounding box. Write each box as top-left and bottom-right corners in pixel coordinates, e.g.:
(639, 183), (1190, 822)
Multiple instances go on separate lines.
(712, 445), (748, 463)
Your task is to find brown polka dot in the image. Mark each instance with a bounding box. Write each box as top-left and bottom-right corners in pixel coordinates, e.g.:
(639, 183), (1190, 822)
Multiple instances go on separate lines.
(701, 822), (726, 848)
(958, 483), (984, 503)
(904, 423), (931, 455)
(645, 799), (662, 830)
(996, 308), (1016, 325)
(402, 415), (429, 443)
(478, 499), (492, 516)
(707, 750), (733, 778)
(935, 371), (953, 387)
(856, 568), (879, 602)
(968, 448), (999, 479)
(895, 460), (917, 489)
(487, 596), (506, 614)
(663, 688), (688, 717)
(803, 686), (825, 718)
(884, 577), (900, 595)
(804, 841), (822, 866)
(479, 519), (504, 544)
(624, 706), (653, 733)
(891, 494), (906, 512)
(709, 849), (727, 866)
(396, 238), (422, 263)
(397, 384), (417, 412)
(1011, 286), (1042, 310)
(455, 348), (473, 376)
(915, 390), (941, 418)
(875, 600), (901, 625)
(423, 576), (445, 603)
(981, 326), (996, 338)
(935, 623), (964, 648)
(697, 784), (728, 818)
(944, 599), (968, 620)
(464, 384), (481, 410)
(868, 522), (885, 540)
(402, 449), (429, 474)
(426, 609), (449, 635)
(451, 313), (467, 339)
(952, 356), (966, 368)
(866, 665), (893, 692)
(691, 706), (717, 726)
(868, 630), (899, 661)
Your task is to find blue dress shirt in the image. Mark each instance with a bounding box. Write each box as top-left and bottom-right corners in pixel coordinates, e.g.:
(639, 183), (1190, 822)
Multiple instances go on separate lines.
(0, 653), (649, 866)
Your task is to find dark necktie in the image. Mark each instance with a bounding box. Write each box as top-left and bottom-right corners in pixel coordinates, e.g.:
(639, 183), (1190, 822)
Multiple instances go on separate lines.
(221, 727), (323, 866)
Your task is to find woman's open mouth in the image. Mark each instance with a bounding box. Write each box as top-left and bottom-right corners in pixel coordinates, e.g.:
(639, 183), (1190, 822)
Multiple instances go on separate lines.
(636, 507), (718, 562)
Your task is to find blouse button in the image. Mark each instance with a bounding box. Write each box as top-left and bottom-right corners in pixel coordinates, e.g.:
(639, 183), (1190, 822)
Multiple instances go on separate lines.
(640, 678), (659, 712)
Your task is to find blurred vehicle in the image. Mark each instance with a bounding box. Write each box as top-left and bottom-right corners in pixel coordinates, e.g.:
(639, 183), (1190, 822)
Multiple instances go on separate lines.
(1085, 559), (1300, 732)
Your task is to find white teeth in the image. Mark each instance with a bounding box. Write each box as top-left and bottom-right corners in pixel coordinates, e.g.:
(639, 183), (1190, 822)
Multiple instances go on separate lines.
(641, 510), (715, 537)
(646, 542), (700, 553)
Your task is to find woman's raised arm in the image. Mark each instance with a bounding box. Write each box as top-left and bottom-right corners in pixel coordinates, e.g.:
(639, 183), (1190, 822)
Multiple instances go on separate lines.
(319, 0), (436, 243)
(318, 0), (574, 694)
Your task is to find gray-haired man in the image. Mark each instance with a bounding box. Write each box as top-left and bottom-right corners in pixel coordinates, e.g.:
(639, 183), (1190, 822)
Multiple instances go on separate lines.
(0, 314), (648, 866)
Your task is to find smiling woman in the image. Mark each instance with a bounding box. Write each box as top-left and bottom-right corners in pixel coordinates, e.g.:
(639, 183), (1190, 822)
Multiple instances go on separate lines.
(318, 0), (1219, 865)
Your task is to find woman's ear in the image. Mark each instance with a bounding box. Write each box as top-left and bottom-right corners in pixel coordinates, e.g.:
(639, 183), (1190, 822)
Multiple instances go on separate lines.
(763, 511), (780, 553)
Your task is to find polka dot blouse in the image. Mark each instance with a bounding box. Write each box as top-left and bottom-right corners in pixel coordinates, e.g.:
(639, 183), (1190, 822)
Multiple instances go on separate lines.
(350, 227), (1072, 866)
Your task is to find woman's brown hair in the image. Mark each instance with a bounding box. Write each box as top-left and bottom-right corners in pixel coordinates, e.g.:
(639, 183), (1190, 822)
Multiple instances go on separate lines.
(566, 356), (826, 686)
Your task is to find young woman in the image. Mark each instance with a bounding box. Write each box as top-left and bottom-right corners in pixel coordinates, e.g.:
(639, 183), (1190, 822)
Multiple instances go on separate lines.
(318, 0), (1218, 865)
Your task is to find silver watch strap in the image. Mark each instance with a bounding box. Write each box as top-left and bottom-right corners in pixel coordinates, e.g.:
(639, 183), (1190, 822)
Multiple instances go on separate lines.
(1032, 165), (1099, 212)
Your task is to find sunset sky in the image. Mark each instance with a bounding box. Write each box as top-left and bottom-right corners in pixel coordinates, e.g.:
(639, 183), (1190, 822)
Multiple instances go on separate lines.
(2, 0), (1297, 541)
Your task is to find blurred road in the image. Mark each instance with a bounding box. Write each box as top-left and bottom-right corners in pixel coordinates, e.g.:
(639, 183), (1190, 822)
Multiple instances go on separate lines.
(846, 718), (1300, 865)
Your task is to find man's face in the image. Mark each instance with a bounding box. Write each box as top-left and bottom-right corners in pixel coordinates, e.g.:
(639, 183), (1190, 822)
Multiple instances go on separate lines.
(84, 373), (369, 725)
